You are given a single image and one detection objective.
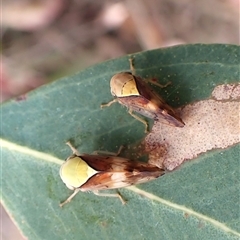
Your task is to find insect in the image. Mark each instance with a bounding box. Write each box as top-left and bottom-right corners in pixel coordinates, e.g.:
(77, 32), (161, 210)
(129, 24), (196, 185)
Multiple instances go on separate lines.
(59, 141), (165, 207)
(101, 58), (185, 132)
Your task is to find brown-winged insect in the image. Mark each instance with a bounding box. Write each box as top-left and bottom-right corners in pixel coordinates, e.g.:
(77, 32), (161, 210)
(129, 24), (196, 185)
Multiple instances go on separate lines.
(101, 58), (185, 132)
(59, 142), (165, 207)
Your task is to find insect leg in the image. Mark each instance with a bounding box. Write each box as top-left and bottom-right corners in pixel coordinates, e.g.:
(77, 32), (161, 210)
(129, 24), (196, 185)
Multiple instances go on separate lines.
(146, 79), (171, 88)
(100, 99), (118, 108)
(129, 57), (136, 75)
(92, 145), (124, 156)
(128, 109), (149, 133)
(93, 190), (126, 205)
(66, 141), (80, 156)
(115, 145), (124, 156)
(59, 188), (81, 207)
(129, 56), (171, 88)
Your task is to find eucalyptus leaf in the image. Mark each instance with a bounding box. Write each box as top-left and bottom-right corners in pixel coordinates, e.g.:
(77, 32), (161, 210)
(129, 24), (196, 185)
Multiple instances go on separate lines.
(1, 44), (239, 240)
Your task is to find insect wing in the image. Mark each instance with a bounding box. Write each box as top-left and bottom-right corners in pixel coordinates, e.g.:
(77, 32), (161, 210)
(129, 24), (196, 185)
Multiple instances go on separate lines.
(118, 96), (156, 119)
(80, 154), (131, 171)
(119, 75), (184, 127)
(79, 155), (165, 191)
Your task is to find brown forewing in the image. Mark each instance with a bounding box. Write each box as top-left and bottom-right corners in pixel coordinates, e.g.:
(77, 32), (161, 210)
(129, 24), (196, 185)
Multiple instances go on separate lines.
(79, 155), (165, 191)
(80, 154), (162, 172)
(80, 167), (164, 191)
(119, 76), (185, 127)
(80, 155), (132, 171)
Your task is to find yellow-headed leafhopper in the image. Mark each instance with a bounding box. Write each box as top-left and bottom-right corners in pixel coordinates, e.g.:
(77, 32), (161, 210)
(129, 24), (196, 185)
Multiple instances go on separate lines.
(59, 142), (165, 207)
(101, 58), (185, 132)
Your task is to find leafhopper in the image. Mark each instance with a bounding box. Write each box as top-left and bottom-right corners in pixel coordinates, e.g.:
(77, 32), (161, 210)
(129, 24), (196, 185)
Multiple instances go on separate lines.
(59, 142), (165, 207)
(101, 58), (185, 132)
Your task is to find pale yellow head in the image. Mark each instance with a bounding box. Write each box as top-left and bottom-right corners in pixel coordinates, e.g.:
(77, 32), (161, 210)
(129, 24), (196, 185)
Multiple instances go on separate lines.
(60, 156), (98, 190)
(110, 72), (140, 97)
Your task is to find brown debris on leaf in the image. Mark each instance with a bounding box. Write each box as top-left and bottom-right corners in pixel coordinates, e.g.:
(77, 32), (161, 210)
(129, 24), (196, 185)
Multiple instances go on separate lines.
(144, 83), (240, 171)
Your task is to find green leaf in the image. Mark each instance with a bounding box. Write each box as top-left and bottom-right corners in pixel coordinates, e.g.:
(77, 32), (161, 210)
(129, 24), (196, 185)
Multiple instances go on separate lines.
(1, 44), (240, 240)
